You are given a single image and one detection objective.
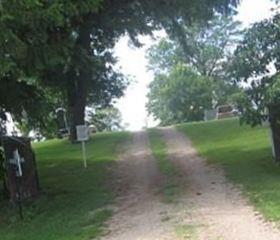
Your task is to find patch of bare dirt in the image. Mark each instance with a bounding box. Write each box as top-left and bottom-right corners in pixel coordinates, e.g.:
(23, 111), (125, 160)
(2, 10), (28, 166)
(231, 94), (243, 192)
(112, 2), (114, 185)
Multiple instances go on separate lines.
(161, 126), (280, 240)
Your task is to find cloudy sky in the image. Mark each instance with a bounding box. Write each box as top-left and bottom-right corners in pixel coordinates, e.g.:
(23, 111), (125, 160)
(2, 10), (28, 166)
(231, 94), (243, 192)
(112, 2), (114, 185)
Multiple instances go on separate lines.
(114, 0), (277, 131)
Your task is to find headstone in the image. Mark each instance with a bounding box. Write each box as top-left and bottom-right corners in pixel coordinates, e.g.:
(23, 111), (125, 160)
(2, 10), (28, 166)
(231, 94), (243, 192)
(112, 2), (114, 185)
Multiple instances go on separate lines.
(1, 137), (40, 201)
(204, 109), (218, 121)
(55, 108), (69, 139)
(56, 108), (68, 129)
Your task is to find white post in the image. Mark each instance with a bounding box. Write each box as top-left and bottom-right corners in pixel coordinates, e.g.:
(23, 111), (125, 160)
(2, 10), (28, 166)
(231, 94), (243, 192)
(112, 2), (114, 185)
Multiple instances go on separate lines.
(269, 127), (276, 158)
(82, 141), (87, 168)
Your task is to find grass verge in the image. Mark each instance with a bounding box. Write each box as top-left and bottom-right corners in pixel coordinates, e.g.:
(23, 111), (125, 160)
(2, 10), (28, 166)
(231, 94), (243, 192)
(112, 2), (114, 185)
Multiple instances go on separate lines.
(0, 131), (130, 240)
(148, 128), (180, 202)
(175, 224), (198, 240)
(177, 118), (280, 223)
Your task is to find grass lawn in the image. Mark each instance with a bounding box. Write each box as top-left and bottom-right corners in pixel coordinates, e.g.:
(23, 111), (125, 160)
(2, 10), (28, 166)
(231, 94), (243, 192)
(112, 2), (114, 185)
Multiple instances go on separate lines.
(177, 118), (280, 223)
(0, 131), (130, 240)
(148, 128), (180, 202)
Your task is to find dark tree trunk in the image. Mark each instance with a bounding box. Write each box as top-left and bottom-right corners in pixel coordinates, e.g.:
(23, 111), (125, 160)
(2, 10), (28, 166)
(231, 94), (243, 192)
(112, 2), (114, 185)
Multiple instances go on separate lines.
(67, 73), (87, 143)
(67, 20), (92, 143)
(269, 106), (280, 162)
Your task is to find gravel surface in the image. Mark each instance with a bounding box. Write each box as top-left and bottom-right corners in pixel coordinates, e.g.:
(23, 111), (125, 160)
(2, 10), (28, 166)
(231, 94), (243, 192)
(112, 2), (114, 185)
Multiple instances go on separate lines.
(101, 128), (280, 240)
(161, 127), (280, 240)
(101, 131), (179, 240)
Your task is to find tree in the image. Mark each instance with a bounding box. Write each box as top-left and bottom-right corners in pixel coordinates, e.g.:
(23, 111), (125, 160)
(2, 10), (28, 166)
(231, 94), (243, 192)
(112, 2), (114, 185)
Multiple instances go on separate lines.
(147, 15), (241, 124)
(147, 15), (242, 107)
(0, 0), (239, 142)
(147, 65), (214, 125)
(148, 15), (242, 77)
(88, 106), (123, 132)
(0, 1), (104, 139)
(0, 0), (129, 141)
(231, 13), (280, 160)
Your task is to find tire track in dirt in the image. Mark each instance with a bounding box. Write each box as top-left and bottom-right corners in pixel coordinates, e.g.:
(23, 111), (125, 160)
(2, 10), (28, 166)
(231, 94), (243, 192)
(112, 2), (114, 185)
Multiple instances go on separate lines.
(161, 126), (280, 240)
(101, 131), (180, 240)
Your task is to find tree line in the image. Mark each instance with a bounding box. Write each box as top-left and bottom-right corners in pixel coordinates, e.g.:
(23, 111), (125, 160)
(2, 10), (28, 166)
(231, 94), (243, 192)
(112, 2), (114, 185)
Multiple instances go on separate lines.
(0, 0), (238, 142)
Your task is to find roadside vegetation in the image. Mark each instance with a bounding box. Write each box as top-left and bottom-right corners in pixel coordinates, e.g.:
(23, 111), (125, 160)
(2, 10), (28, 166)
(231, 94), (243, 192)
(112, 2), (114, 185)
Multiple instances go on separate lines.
(178, 118), (280, 222)
(148, 128), (180, 202)
(0, 132), (130, 240)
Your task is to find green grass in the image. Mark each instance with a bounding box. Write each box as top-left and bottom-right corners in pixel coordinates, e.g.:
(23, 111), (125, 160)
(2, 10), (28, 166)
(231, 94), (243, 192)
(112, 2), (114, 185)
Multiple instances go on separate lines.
(0, 131), (130, 240)
(177, 118), (280, 222)
(148, 128), (180, 202)
(175, 224), (198, 240)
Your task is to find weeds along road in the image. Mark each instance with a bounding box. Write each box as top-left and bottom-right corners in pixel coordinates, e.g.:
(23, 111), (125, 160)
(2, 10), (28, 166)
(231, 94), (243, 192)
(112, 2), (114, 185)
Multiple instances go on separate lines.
(101, 128), (280, 240)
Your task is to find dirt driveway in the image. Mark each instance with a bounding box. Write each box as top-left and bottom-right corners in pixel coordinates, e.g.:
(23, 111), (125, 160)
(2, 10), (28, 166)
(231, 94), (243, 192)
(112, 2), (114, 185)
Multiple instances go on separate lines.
(101, 128), (280, 240)
(102, 131), (179, 240)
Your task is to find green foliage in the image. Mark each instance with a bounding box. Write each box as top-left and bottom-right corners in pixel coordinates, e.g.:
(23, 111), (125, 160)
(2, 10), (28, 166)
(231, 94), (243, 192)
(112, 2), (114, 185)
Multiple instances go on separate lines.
(88, 106), (123, 132)
(177, 118), (280, 222)
(16, 110), (59, 139)
(175, 224), (198, 240)
(147, 65), (214, 125)
(148, 15), (243, 78)
(0, 131), (130, 240)
(147, 15), (242, 125)
(0, 0), (239, 141)
(0, 0), (105, 135)
(231, 13), (280, 126)
(230, 12), (280, 159)
(0, 0), (122, 139)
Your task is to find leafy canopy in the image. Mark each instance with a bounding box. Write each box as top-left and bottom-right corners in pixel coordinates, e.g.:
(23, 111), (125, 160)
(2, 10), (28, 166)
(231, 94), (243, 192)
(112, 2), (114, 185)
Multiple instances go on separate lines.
(231, 13), (280, 126)
(0, 0), (239, 137)
(147, 15), (242, 125)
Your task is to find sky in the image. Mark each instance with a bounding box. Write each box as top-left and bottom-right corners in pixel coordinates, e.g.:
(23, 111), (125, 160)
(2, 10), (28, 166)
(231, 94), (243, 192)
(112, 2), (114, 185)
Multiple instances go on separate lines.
(114, 0), (278, 131)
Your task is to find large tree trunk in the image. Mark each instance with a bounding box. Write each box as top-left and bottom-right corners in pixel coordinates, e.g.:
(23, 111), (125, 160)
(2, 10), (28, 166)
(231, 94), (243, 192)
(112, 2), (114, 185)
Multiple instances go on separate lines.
(269, 106), (280, 162)
(67, 20), (92, 143)
(67, 75), (87, 143)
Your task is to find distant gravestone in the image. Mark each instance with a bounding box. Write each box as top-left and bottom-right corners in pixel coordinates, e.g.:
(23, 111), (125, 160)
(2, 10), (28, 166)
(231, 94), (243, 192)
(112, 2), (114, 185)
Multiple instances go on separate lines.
(204, 109), (217, 121)
(55, 108), (69, 138)
(1, 137), (40, 201)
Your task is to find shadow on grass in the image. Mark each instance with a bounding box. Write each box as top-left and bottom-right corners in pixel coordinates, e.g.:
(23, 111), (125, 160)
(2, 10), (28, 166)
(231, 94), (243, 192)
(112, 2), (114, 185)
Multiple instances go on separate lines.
(0, 131), (130, 240)
(0, 159), (115, 240)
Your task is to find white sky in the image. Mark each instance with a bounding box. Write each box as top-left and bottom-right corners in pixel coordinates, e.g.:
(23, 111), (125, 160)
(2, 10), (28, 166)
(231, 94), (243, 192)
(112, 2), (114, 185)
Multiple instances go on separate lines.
(114, 0), (277, 131)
